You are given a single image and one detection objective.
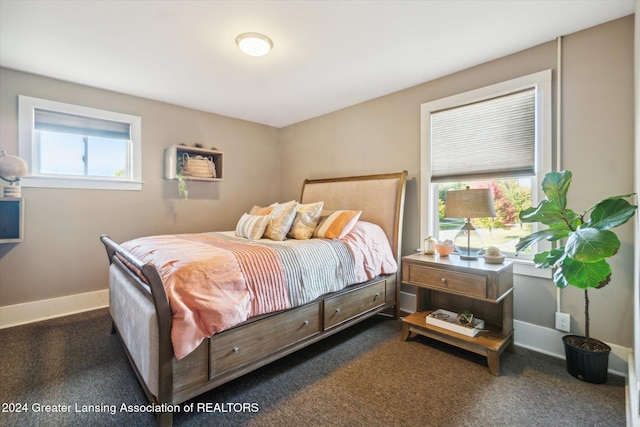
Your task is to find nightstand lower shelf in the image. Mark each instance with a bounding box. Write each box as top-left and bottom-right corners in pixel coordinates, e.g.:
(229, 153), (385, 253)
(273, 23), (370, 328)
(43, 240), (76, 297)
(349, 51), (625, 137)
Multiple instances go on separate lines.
(401, 310), (514, 376)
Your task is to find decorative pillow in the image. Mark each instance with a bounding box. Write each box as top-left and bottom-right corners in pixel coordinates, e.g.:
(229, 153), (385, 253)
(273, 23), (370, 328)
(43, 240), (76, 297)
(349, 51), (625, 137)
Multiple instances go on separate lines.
(314, 210), (362, 239)
(235, 213), (270, 240)
(249, 205), (274, 216)
(287, 201), (324, 240)
(264, 200), (298, 241)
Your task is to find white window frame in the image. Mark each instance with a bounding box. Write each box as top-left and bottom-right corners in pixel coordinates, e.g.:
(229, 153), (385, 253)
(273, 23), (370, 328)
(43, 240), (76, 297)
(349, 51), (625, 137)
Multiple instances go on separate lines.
(18, 95), (142, 191)
(420, 70), (553, 277)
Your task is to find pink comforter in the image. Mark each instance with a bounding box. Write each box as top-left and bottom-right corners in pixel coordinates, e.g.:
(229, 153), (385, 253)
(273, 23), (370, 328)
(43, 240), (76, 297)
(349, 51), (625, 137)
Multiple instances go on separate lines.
(121, 221), (396, 359)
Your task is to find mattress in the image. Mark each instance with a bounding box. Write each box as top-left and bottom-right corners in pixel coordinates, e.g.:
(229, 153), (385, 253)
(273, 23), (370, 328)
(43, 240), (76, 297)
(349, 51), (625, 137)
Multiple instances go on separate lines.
(120, 221), (396, 359)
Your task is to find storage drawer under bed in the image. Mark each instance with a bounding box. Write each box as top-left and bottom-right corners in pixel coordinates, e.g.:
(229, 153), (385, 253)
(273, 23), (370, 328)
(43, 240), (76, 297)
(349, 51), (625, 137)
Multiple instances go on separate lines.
(209, 301), (321, 377)
(324, 280), (386, 329)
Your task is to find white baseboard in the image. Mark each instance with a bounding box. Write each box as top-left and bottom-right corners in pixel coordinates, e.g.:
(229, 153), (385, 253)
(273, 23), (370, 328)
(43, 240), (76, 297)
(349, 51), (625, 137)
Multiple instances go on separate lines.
(514, 319), (629, 377)
(0, 289), (109, 329)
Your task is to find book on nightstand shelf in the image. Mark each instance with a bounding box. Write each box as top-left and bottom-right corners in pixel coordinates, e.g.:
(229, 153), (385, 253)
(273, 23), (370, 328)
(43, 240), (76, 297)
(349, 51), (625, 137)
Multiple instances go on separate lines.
(426, 309), (485, 337)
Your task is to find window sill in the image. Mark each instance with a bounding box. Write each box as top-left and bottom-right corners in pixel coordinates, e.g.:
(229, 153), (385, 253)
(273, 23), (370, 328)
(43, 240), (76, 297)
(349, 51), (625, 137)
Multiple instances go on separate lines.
(21, 176), (143, 191)
(509, 257), (552, 279)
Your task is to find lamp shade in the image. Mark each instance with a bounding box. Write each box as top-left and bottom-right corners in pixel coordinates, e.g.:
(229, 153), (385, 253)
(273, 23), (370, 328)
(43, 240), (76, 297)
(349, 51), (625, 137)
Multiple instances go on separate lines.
(444, 188), (495, 219)
(0, 151), (28, 183)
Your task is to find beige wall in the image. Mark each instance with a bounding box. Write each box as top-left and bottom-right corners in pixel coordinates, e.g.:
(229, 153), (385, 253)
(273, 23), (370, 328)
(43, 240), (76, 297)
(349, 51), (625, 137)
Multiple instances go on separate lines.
(0, 16), (634, 347)
(0, 69), (281, 305)
(280, 16), (635, 346)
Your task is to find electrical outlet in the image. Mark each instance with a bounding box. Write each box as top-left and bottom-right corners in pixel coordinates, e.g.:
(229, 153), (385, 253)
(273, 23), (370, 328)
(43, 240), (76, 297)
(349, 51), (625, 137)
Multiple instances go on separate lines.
(555, 312), (570, 332)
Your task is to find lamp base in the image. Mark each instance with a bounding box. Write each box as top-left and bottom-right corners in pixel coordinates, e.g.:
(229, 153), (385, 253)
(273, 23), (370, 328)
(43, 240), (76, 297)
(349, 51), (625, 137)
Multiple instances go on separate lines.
(453, 220), (484, 260)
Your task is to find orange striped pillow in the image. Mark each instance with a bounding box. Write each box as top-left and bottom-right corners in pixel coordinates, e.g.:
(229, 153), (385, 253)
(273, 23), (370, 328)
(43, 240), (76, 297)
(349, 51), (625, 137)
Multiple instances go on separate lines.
(313, 210), (362, 239)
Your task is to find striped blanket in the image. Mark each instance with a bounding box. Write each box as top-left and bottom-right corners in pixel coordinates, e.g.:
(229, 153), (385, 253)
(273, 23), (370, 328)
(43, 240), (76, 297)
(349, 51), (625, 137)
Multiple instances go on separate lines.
(121, 221), (396, 359)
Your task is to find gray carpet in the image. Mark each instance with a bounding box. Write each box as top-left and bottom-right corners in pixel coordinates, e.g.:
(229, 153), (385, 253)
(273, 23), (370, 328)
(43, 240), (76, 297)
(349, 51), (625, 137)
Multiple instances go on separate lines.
(0, 308), (626, 426)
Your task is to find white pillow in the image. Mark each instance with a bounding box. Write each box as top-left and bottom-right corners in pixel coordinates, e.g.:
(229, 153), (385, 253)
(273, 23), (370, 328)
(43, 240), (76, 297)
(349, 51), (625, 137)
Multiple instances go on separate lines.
(264, 200), (298, 241)
(235, 213), (270, 240)
(287, 201), (324, 240)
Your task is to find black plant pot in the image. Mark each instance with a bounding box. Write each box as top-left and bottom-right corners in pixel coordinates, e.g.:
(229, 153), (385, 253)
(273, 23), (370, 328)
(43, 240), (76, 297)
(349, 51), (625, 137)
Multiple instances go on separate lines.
(562, 335), (611, 384)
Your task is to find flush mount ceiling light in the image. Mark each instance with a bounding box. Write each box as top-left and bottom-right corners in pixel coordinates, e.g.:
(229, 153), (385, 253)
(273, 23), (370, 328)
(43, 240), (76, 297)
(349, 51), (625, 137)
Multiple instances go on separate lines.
(236, 32), (273, 57)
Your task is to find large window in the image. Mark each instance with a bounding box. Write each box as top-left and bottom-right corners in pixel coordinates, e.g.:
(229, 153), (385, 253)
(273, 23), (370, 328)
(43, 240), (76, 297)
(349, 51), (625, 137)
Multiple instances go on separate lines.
(18, 96), (142, 190)
(420, 70), (552, 262)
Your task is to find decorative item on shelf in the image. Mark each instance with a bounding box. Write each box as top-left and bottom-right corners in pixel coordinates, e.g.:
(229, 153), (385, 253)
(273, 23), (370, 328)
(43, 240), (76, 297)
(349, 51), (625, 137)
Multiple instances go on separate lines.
(444, 186), (496, 260)
(435, 239), (454, 257)
(0, 151), (28, 198)
(426, 308), (485, 337)
(483, 245), (505, 264)
(181, 153), (216, 178)
(423, 236), (437, 255)
(516, 170), (637, 384)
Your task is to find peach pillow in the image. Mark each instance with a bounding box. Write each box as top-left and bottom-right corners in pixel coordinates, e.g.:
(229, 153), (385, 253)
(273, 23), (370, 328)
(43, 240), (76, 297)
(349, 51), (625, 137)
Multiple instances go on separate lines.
(249, 205), (274, 216)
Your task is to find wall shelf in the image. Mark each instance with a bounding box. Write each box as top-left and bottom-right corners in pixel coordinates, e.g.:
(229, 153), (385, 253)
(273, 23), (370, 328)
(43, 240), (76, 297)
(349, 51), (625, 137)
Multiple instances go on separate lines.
(0, 197), (24, 243)
(164, 145), (223, 181)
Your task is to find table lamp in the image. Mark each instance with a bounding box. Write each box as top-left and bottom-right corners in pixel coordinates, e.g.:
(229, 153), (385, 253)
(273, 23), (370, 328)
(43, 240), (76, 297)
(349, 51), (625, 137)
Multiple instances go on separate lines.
(0, 151), (29, 198)
(444, 187), (496, 260)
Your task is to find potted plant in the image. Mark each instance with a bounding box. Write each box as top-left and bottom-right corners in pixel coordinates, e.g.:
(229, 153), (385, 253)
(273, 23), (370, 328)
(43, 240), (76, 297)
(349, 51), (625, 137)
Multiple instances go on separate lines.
(515, 170), (636, 383)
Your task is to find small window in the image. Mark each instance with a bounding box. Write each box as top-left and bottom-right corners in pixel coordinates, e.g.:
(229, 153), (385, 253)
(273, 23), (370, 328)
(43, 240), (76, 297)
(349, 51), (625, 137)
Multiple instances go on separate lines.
(18, 96), (142, 190)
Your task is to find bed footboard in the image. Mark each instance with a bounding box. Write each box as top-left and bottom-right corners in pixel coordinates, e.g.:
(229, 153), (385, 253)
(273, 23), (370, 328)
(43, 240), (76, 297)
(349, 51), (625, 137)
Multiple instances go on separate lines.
(100, 235), (174, 425)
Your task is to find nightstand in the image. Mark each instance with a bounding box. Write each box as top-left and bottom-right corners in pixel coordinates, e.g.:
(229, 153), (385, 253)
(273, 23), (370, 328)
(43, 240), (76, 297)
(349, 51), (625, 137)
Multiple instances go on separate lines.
(400, 253), (514, 375)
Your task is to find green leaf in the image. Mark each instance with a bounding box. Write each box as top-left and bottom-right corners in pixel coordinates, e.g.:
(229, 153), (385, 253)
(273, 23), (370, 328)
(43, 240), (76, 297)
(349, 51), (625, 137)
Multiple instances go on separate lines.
(532, 248), (565, 269)
(515, 224), (569, 254)
(553, 266), (570, 289)
(556, 257), (612, 289)
(533, 251), (550, 267)
(585, 196), (637, 230)
(519, 200), (562, 224)
(565, 228), (620, 263)
(541, 170), (572, 210)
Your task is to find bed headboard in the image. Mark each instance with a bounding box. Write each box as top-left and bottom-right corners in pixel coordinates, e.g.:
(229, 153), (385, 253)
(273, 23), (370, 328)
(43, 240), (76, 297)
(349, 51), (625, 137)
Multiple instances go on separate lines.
(300, 171), (407, 262)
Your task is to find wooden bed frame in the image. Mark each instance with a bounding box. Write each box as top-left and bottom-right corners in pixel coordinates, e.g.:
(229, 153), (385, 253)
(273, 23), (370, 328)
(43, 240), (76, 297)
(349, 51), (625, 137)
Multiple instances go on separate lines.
(100, 171), (406, 426)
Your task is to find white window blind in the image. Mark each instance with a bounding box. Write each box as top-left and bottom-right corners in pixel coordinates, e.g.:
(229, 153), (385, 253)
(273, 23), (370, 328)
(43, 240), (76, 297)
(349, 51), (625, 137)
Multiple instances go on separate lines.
(19, 95), (142, 191)
(34, 109), (131, 140)
(430, 88), (535, 182)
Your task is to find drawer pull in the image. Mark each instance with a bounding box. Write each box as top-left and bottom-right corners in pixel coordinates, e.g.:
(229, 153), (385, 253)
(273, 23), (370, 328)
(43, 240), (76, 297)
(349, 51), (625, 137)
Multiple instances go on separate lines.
(232, 346), (239, 354)
(303, 320), (309, 326)
(374, 293), (380, 299)
(441, 278), (447, 284)
(335, 308), (341, 314)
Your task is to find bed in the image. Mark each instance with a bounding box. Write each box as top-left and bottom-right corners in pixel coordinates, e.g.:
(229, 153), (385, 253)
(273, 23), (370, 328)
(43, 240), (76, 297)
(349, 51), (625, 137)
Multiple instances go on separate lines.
(100, 171), (406, 426)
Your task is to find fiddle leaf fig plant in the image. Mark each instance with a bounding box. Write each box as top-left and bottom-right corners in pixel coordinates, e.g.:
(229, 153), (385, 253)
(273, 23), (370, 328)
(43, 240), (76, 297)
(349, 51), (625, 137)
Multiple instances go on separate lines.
(516, 170), (636, 338)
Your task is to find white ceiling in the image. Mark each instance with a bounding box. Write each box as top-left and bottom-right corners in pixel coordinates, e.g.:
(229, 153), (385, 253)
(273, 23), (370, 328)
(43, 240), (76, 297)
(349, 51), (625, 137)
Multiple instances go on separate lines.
(0, 1), (635, 128)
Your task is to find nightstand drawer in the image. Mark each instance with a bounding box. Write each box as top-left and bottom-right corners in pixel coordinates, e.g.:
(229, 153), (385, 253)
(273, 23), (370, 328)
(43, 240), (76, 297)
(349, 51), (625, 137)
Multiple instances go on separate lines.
(406, 264), (487, 298)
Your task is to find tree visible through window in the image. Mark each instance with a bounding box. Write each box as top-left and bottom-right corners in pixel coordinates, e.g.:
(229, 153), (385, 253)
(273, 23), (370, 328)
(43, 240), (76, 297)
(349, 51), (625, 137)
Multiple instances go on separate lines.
(437, 179), (532, 254)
